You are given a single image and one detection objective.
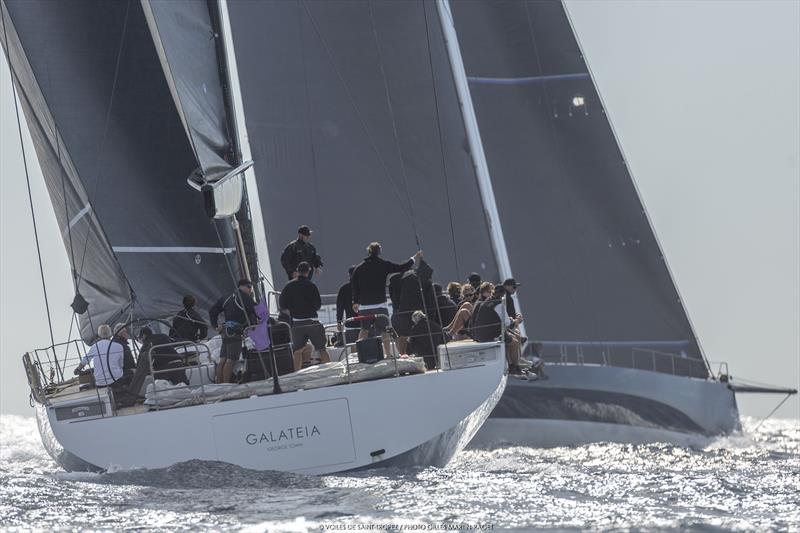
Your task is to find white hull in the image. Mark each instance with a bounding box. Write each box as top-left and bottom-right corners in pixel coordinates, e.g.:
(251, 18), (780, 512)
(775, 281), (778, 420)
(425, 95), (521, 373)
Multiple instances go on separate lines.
(471, 363), (740, 448)
(37, 344), (506, 474)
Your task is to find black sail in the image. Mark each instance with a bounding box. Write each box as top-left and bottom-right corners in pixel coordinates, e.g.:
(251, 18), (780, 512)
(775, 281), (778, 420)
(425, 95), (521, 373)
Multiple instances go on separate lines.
(450, 0), (708, 377)
(2, 0), (238, 340)
(227, 0), (498, 296)
(142, 0), (236, 183)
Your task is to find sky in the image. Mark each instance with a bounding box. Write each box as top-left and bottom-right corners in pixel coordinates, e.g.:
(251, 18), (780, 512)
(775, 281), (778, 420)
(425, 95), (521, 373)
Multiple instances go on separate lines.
(1, 0), (798, 420)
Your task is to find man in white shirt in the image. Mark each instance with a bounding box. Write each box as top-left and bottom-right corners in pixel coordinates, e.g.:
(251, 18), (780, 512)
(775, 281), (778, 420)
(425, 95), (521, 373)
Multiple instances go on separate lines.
(74, 324), (126, 387)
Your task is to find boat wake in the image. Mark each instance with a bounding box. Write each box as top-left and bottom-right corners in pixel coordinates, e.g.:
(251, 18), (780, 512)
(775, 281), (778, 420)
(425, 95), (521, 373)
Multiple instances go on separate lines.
(2, 414), (797, 531)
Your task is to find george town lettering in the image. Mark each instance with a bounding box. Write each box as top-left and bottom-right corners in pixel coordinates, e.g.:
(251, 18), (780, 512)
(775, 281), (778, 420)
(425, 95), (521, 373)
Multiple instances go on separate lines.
(246, 425), (321, 445)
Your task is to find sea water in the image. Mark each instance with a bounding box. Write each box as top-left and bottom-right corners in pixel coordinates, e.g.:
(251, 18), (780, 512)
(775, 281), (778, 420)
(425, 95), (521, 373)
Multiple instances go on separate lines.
(1, 415), (797, 531)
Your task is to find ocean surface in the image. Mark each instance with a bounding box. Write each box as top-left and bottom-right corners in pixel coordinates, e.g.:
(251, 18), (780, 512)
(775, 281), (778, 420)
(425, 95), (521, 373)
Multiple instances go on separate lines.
(1, 415), (797, 532)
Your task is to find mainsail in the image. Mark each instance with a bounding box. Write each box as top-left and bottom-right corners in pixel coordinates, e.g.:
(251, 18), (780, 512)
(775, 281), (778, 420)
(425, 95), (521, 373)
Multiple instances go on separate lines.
(226, 0), (498, 296)
(449, 0), (709, 377)
(1, 0), (240, 340)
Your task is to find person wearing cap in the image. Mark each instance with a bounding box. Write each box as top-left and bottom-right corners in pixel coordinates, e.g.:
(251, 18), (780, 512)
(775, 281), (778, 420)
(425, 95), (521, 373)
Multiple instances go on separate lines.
(280, 225), (323, 280)
(209, 279), (257, 383)
(280, 262), (330, 371)
(468, 272), (482, 291)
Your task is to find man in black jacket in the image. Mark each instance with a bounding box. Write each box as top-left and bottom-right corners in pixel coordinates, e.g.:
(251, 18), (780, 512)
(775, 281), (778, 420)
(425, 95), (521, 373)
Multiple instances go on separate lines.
(112, 323), (136, 371)
(280, 225), (323, 280)
(280, 262), (330, 371)
(209, 279), (257, 383)
(351, 242), (422, 353)
(336, 266), (358, 344)
(408, 311), (446, 370)
(170, 294), (209, 342)
(432, 283), (457, 330)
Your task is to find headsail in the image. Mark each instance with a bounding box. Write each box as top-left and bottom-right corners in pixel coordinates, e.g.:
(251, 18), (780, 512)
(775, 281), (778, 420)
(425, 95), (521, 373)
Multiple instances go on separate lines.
(2, 0), (239, 340)
(449, 0), (709, 377)
(141, 0), (243, 217)
(226, 0), (498, 296)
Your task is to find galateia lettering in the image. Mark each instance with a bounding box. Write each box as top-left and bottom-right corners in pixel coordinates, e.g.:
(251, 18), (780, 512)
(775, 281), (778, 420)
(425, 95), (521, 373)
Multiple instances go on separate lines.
(246, 425), (321, 445)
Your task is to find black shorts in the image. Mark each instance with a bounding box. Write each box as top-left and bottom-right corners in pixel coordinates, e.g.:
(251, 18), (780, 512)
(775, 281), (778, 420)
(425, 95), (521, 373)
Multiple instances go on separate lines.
(359, 307), (390, 333)
(220, 333), (243, 360)
(391, 310), (414, 337)
(291, 320), (326, 351)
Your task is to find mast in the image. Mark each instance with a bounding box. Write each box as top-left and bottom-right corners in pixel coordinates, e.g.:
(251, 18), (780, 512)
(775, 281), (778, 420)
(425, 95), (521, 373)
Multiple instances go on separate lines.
(217, 0), (274, 294)
(435, 0), (524, 329)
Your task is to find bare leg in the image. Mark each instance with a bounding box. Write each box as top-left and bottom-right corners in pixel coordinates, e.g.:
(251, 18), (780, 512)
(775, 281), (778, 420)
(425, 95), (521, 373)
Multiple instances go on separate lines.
(292, 348), (305, 372)
(358, 328), (369, 341)
(318, 348), (330, 364)
(222, 359), (235, 383)
(215, 360), (224, 384)
(396, 336), (408, 355)
(506, 339), (521, 368)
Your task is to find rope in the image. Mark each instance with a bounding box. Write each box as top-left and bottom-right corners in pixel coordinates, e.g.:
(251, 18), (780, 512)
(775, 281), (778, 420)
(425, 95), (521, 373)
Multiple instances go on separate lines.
(2, 7), (60, 379)
(75, 0), (131, 290)
(753, 393), (793, 432)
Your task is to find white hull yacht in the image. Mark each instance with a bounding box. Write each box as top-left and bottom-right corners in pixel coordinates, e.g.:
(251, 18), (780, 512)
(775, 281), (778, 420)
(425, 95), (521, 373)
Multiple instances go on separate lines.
(27, 340), (506, 474)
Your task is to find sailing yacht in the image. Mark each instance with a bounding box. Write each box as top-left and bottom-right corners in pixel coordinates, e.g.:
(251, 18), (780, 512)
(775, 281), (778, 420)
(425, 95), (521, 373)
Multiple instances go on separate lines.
(445, 0), (796, 446)
(1, 0), (507, 473)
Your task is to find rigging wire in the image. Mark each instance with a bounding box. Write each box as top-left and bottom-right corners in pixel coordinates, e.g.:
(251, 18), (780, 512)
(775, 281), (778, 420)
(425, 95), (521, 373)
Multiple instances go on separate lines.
(2, 6), (60, 377)
(298, 0), (419, 241)
(420, 0), (461, 279)
(367, 0), (452, 361)
(753, 393), (793, 432)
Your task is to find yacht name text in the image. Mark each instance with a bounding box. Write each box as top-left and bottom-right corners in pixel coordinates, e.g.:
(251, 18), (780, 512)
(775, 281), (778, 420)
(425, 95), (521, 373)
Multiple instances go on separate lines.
(246, 425), (321, 445)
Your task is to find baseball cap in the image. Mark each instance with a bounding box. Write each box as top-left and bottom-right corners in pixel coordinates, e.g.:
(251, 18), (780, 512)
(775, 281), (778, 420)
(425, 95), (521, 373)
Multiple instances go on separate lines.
(298, 225), (312, 236)
(502, 278), (521, 288)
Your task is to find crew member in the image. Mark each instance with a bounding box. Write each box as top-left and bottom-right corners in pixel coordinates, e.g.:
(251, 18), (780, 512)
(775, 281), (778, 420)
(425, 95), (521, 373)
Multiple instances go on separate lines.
(209, 279), (257, 383)
(171, 295), (209, 342)
(408, 311), (446, 370)
(335, 266), (359, 345)
(351, 242), (422, 354)
(470, 286), (523, 374)
(468, 272), (482, 291)
(74, 324), (128, 388)
(433, 283), (457, 329)
(112, 323), (136, 371)
(280, 262), (330, 371)
(280, 225), (323, 280)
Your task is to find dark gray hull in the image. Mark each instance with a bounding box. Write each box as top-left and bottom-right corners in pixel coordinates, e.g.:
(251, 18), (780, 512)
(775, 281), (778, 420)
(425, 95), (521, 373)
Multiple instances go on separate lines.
(471, 364), (740, 448)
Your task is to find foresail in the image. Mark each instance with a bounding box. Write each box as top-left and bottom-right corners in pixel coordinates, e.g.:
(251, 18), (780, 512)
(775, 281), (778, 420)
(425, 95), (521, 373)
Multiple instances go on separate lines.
(227, 0), (498, 296)
(142, 0), (243, 217)
(450, 0), (708, 377)
(2, 0), (239, 340)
